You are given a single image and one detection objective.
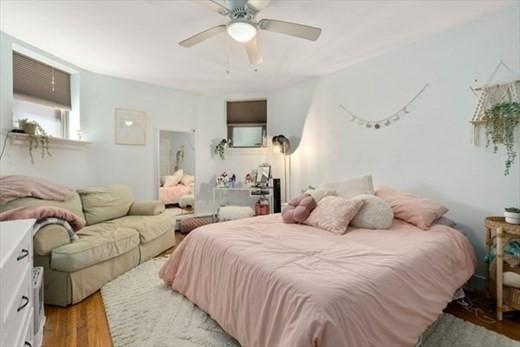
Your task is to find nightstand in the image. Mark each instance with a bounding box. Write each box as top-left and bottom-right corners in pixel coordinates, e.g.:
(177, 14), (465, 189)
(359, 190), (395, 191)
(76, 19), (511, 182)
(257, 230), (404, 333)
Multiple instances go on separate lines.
(485, 216), (520, 320)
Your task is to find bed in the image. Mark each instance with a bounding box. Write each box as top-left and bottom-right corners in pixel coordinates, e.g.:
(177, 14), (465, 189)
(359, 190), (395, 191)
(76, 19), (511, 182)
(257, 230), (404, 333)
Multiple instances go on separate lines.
(159, 184), (192, 205)
(160, 214), (476, 347)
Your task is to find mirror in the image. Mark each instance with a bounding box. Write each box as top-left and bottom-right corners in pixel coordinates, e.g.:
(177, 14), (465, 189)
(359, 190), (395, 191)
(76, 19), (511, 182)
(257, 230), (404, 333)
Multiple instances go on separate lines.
(255, 163), (271, 187)
(158, 130), (195, 215)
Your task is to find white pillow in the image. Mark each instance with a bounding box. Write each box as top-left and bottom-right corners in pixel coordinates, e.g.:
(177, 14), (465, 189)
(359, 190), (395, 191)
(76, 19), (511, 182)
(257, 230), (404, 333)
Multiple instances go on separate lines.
(181, 174), (195, 186)
(304, 196), (364, 235)
(305, 189), (336, 202)
(320, 175), (374, 199)
(164, 170), (183, 187)
(350, 194), (393, 229)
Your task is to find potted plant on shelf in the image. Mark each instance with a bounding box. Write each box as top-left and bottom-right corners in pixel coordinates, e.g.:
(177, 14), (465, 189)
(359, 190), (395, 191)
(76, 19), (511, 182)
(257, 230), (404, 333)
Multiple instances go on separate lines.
(17, 118), (52, 164)
(484, 101), (520, 175)
(504, 207), (520, 225)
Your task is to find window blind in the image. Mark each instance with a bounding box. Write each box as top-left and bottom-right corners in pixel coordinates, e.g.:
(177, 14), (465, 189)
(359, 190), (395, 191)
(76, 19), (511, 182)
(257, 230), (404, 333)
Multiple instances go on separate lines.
(13, 52), (71, 109)
(227, 100), (267, 124)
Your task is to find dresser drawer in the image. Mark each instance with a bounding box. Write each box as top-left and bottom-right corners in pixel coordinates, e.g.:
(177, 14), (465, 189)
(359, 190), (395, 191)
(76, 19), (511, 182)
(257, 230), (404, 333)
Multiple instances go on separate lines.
(1, 229), (32, 322)
(2, 266), (32, 346)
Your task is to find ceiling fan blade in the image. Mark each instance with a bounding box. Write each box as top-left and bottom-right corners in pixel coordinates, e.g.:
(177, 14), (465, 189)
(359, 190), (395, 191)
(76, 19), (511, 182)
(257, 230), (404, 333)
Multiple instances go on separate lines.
(207, 0), (231, 15)
(247, 0), (271, 12)
(245, 36), (263, 65)
(258, 19), (322, 41)
(179, 25), (226, 48)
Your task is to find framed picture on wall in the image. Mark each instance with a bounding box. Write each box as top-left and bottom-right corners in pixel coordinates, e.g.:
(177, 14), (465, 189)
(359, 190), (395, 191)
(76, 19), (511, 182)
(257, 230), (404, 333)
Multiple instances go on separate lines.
(115, 108), (147, 145)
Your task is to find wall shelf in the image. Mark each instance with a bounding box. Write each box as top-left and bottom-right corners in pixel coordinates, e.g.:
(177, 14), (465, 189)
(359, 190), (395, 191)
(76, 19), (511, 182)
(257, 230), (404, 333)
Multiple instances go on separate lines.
(8, 132), (90, 150)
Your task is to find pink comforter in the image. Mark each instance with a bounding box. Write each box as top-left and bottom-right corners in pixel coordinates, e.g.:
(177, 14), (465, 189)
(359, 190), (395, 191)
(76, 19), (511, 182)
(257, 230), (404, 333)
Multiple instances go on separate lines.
(160, 214), (476, 347)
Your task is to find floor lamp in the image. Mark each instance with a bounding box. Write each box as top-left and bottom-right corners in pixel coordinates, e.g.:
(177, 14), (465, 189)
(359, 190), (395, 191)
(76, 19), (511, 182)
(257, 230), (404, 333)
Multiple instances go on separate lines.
(272, 135), (290, 202)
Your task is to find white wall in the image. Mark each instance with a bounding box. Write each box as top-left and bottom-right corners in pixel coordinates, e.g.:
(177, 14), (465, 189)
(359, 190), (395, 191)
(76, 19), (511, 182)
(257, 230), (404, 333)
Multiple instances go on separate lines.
(0, 32), (276, 213)
(268, 6), (520, 283)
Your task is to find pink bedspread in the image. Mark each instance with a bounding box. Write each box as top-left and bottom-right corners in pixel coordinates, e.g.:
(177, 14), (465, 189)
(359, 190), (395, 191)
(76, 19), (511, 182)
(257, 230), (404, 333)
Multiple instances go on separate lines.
(159, 185), (191, 205)
(160, 214), (476, 347)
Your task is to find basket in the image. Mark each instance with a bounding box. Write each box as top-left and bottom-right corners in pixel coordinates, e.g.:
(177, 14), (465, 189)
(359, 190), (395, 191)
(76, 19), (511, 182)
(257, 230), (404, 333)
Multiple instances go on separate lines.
(179, 215), (214, 234)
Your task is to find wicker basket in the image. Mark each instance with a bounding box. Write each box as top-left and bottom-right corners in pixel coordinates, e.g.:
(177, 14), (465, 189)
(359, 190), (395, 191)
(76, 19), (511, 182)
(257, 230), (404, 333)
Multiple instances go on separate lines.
(488, 259), (520, 310)
(179, 215), (214, 234)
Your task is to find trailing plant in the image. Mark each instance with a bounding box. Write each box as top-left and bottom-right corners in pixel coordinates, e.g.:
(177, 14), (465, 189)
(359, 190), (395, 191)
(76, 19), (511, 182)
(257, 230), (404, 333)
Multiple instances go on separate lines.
(505, 207), (520, 213)
(214, 139), (227, 160)
(17, 118), (52, 164)
(484, 101), (520, 175)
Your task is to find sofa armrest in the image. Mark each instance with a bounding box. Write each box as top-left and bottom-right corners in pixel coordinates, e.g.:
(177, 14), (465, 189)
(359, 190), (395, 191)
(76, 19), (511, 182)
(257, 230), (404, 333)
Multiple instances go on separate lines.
(128, 200), (165, 216)
(34, 224), (71, 255)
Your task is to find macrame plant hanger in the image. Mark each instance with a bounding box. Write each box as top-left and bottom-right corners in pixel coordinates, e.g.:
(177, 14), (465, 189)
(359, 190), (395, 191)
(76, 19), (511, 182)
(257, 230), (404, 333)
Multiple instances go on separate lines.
(470, 60), (520, 145)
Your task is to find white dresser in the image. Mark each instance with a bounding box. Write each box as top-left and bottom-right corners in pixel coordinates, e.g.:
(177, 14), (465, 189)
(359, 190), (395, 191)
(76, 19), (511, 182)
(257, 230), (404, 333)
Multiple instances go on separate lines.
(0, 219), (36, 347)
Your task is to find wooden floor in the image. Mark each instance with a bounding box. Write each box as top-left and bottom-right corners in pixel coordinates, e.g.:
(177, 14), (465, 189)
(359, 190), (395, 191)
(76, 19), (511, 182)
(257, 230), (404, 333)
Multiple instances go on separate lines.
(43, 232), (519, 347)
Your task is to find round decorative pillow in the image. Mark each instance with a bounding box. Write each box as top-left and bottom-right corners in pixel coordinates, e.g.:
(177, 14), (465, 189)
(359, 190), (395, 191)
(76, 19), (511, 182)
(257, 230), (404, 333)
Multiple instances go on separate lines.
(350, 194), (394, 229)
(282, 193), (317, 224)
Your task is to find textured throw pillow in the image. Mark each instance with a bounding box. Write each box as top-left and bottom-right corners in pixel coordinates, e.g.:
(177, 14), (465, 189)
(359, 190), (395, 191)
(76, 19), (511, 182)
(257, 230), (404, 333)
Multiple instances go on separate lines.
(376, 187), (448, 230)
(181, 174), (195, 186)
(351, 194), (393, 229)
(304, 196), (364, 234)
(164, 170), (184, 187)
(282, 193), (317, 224)
(305, 189), (336, 202)
(320, 175), (374, 199)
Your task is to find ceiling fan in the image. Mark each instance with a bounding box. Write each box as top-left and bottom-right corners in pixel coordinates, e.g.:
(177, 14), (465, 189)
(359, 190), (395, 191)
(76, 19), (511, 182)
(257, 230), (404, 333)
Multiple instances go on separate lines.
(179, 0), (322, 65)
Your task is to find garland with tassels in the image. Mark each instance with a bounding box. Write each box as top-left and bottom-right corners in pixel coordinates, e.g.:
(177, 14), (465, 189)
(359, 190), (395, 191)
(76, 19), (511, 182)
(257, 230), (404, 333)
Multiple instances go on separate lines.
(339, 84), (430, 129)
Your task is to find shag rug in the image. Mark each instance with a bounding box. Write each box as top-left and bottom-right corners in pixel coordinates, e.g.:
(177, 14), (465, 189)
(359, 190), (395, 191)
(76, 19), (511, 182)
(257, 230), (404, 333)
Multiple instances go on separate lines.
(101, 259), (520, 347)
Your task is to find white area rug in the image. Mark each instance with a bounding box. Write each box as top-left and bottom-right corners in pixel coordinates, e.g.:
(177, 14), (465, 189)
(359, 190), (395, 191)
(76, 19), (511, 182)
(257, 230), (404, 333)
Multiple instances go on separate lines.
(101, 259), (520, 347)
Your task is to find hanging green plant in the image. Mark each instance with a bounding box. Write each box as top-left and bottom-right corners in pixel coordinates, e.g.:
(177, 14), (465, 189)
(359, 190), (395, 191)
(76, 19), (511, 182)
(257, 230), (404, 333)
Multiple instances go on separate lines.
(17, 118), (52, 164)
(214, 139), (227, 160)
(484, 101), (520, 175)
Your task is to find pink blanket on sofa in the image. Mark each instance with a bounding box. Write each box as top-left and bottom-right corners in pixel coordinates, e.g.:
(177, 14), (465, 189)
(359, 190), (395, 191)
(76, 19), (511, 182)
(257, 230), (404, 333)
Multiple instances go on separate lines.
(0, 206), (85, 231)
(160, 214), (476, 347)
(0, 175), (75, 204)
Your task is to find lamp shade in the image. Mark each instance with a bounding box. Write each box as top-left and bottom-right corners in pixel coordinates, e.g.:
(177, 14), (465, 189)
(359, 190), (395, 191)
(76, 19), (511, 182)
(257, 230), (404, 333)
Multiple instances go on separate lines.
(272, 135), (290, 154)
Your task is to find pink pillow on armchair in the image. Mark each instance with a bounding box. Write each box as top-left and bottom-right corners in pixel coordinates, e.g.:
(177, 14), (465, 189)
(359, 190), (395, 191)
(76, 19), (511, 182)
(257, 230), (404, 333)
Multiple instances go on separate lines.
(376, 187), (448, 230)
(282, 193), (317, 224)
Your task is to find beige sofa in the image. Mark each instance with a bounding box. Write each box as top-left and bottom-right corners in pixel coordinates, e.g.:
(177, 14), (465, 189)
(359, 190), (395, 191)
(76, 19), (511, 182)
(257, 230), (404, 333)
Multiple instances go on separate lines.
(0, 185), (175, 306)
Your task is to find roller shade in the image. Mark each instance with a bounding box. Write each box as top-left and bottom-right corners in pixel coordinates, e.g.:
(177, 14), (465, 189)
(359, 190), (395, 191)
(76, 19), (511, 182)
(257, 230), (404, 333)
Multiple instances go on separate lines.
(13, 52), (71, 109)
(227, 100), (266, 124)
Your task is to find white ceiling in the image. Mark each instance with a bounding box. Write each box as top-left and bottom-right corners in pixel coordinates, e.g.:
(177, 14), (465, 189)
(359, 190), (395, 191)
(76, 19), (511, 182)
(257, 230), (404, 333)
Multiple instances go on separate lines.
(0, 0), (513, 95)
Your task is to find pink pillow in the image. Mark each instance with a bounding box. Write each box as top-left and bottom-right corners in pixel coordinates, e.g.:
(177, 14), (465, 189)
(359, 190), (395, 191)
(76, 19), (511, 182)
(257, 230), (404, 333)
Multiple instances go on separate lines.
(282, 193), (317, 224)
(304, 196), (364, 234)
(376, 187), (448, 230)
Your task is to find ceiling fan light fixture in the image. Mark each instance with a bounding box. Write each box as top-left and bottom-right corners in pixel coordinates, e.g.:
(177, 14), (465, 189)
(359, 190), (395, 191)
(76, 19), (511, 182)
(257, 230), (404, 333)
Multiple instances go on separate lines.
(227, 21), (257, 42)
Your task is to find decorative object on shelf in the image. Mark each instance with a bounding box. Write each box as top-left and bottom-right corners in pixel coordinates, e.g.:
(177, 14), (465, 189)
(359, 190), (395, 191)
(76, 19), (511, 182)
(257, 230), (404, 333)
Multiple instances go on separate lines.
(115, 108), (147, 145)
(339, 84), (430, 130)
(17, 118), (52, 164)
(505, 207), (520, 225)
(229, 174), (237, 188)
(214, 138), (228, 159)
(469, 61), (519, 175)
(272, 135), (291, 200)
(244, 173), (253, 187)
(255, 163), (271, 188)
(216, 171), (229, 188)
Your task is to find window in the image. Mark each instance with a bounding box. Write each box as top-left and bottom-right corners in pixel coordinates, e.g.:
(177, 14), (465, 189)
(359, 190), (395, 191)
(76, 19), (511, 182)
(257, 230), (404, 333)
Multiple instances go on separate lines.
(12, 51), (72, 138)
(227, 100), (267, 148)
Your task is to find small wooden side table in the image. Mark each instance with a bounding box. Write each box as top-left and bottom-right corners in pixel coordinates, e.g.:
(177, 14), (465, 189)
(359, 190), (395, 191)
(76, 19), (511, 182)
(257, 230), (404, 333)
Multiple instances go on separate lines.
(485, 216), (520, 320)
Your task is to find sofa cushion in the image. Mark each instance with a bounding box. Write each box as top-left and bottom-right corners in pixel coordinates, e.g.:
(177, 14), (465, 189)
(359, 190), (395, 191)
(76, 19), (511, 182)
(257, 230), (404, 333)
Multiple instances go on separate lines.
(78, 185), (133, 225)
(0, 192), (84, 219)
(50, 224), (139, 272)
(105, 214), (175, 244)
